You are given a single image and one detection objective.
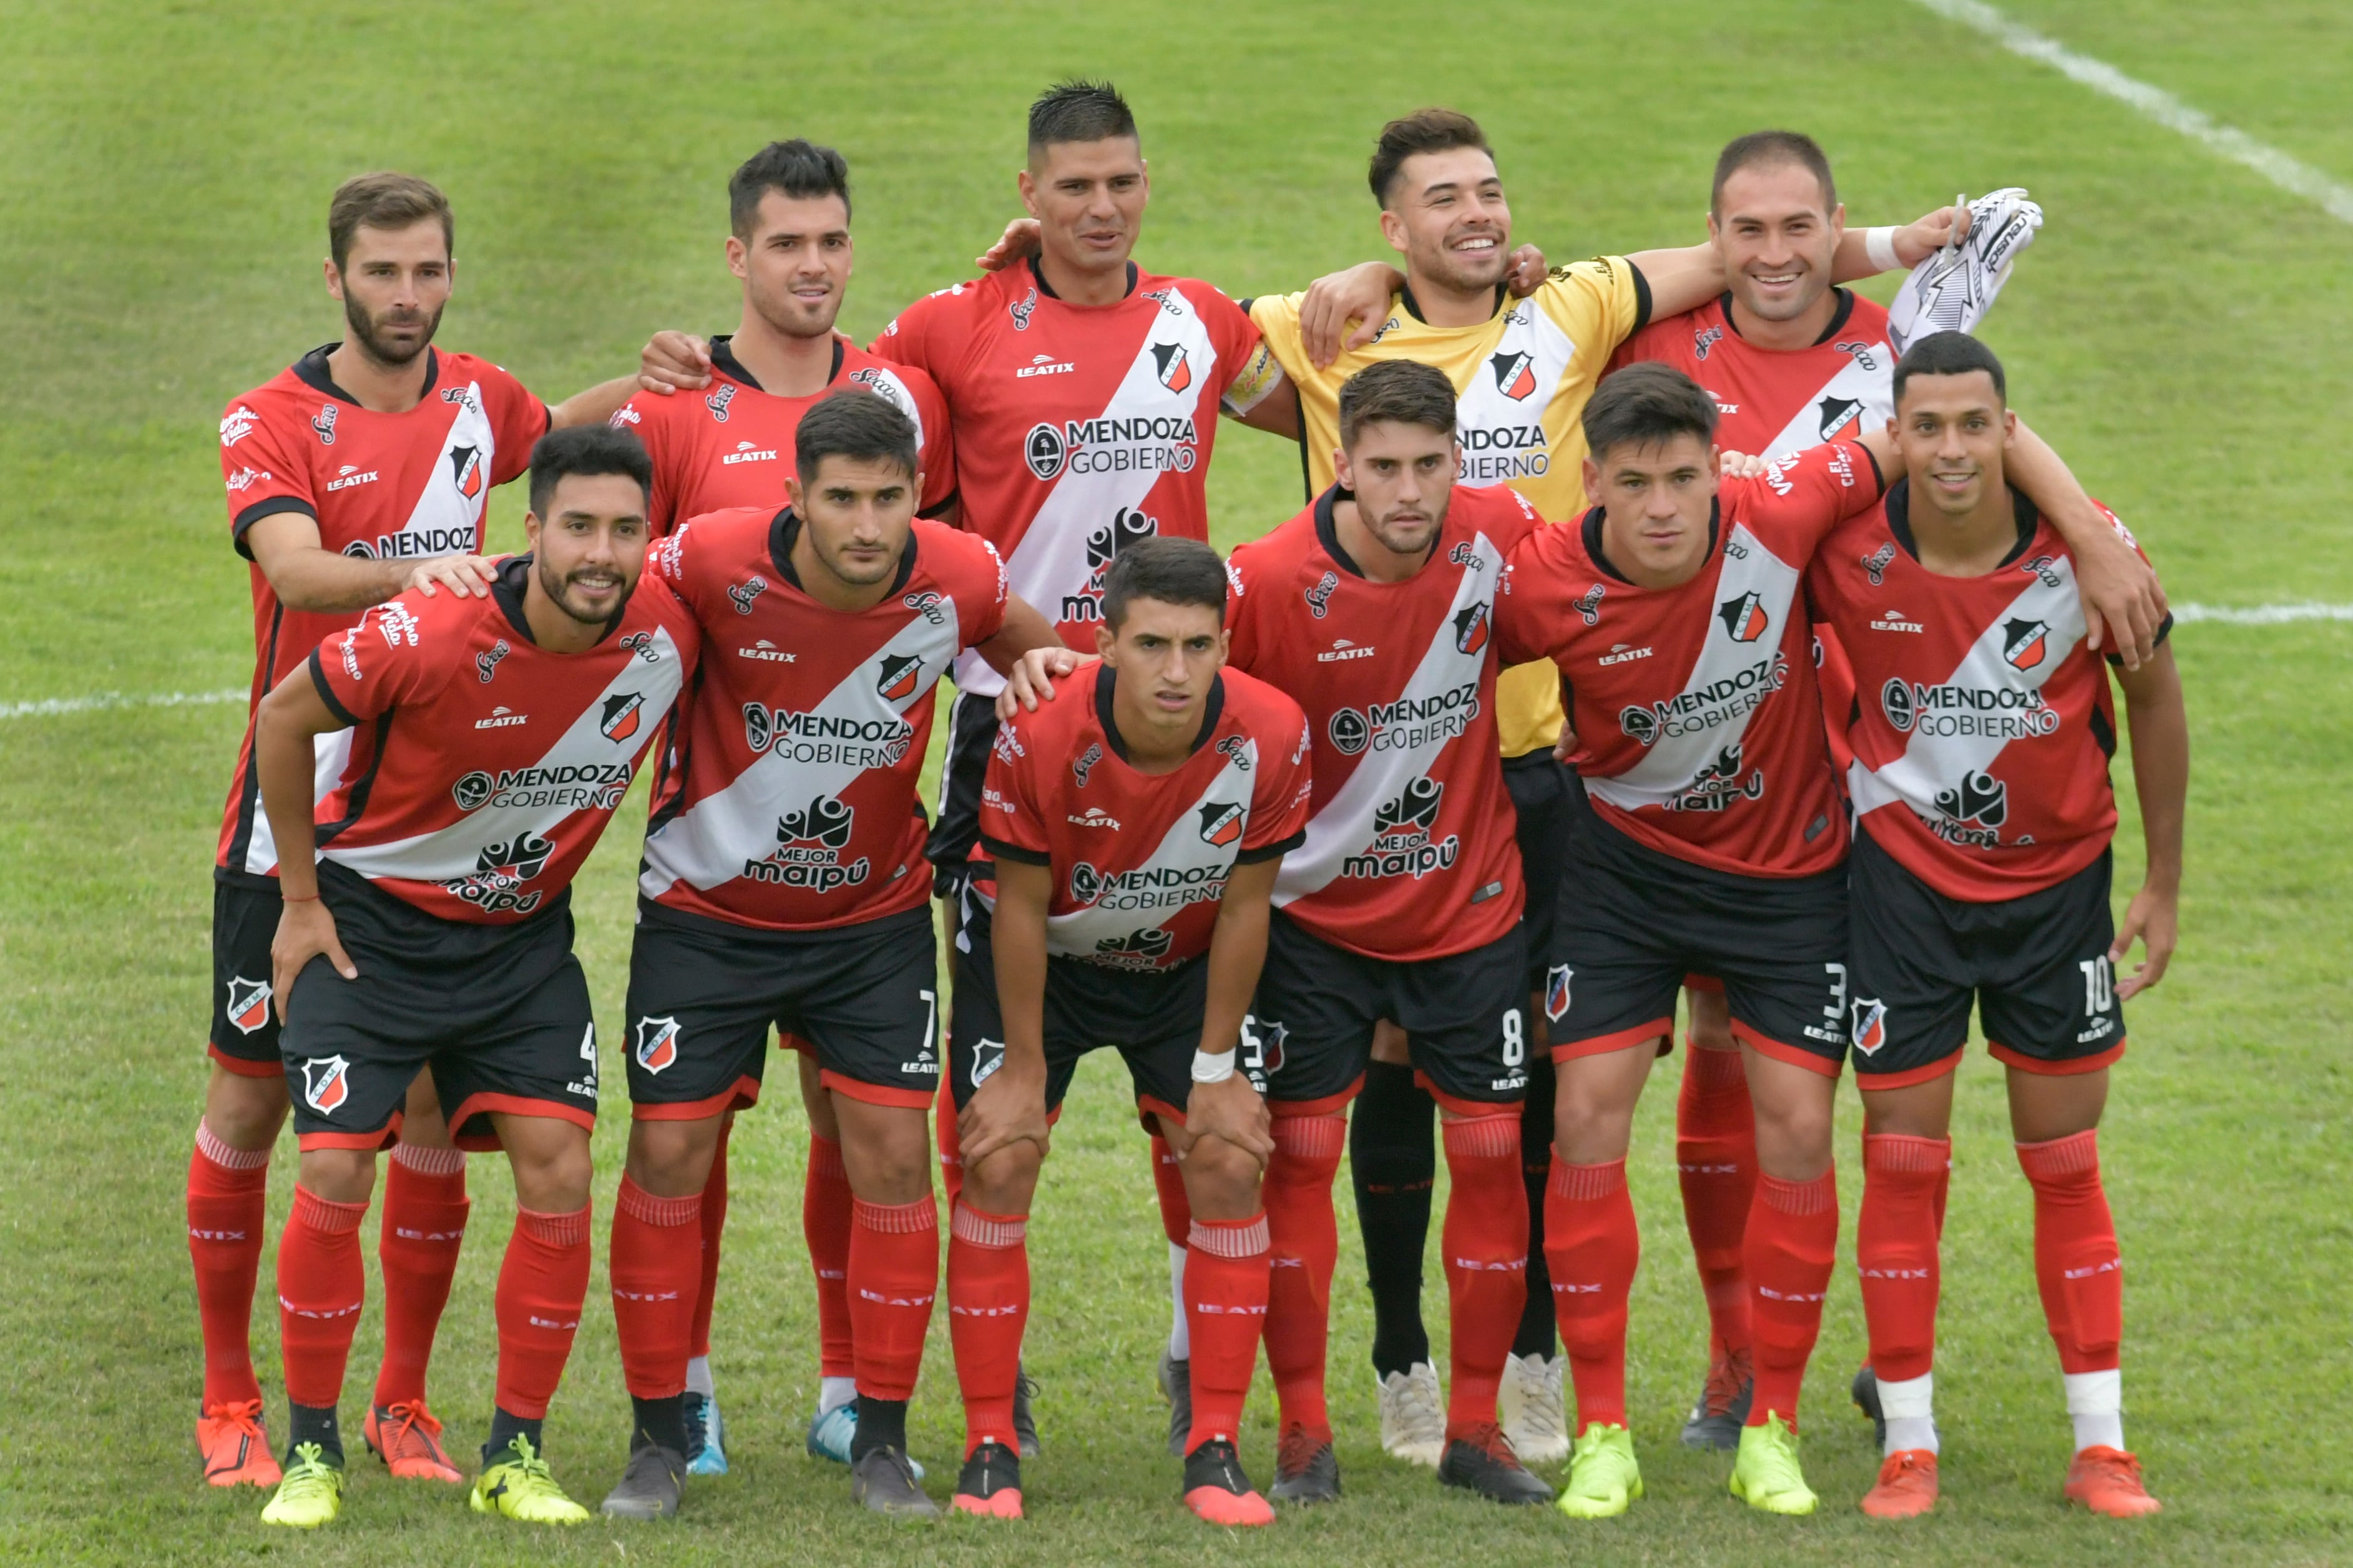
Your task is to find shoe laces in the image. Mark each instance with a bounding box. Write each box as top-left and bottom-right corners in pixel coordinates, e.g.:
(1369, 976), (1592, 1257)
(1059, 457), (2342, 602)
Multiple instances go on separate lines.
(1748, 1415), (1806, 1487)
(497, 1433), (559, 1487)
(1391, 1368), (1447, 1432)
(1453, 1420), (1524, 1468)
(1276, 1423), (1325, 1474)
(281, 1441), (337, 1491)
(1703, 1348), (1753, 1417)
(379, 1400), (443, 1451)
(208, 1398), (267, 1437)
(2077, 1446), (2145, 1485)
(1878, 1449), (1932, 1484)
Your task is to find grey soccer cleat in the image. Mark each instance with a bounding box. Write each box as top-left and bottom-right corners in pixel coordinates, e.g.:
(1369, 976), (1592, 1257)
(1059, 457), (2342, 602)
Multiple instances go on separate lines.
(599, 1440), (684, 1520)
(1678, 1348), (1754, 1452)
(849, 1446), (939, 1518)
(1012, 1365), (1042, 1459)
(1268, 1423), (1341, 1505)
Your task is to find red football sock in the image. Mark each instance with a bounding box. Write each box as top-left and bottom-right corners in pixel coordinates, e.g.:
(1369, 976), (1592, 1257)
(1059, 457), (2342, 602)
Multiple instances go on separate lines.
(1263, 1113), (1344, 1440)
(805, 1132), (856, 1381)
(1148, 1131), (1193, 1247)
(2017, 1131), (2122, 1374)
(609, 1176), (702, 1400)
(1675, 1043), (1757, 1360)
(494, 1204), (590, 1420)
(689, 1117), (730, 1361)
(371, 1142), (469, 1410)
(1746, 1169), (1837, 1428)
(1857, 1134), (1949, 1385)
(850, 1196), (939, 1403)
(1440, 1111), (1529, 1436)
(1183, 1214), (1271, 1452)
(277, 1185), (368, 1411)
(935, 1083), (964, 1209)
(188, 1122), (270, 1408)
(946, 1201), (1027, 1457)
(1544, 1156), (1638, 1433)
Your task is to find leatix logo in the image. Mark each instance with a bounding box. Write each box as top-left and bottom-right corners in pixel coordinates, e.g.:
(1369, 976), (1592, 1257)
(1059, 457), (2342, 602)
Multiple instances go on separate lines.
(722, 439), (776, 465)
(1197, 800), (1246, 848)
(225, 976), (272, 1035)
(1490, 349), (1537, 401)
(599, 691), (645, 742)
(300, 1055), (352, 1114)
(448, 445), (484, 501)
(1152, 342), (1191, 392)
(634, 1016), (680, 1074)
(1718, 590), (1769, 643)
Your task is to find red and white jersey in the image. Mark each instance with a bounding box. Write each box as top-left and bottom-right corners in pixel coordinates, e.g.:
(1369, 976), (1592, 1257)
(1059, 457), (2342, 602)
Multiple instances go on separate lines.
(215, 344), (549, 880)
(1809, 485), (2165, 900)
(1613, 291), (1894, 460)
(976, 663), (1311, 971)
(637, 508), (1009, 929)
(1495, 442), (1884, 877)
(610, 334), (955, 532)
(1225, 483), (1540, 960)
(307, 557), (700, 923)
(871, 260), (1271, 695)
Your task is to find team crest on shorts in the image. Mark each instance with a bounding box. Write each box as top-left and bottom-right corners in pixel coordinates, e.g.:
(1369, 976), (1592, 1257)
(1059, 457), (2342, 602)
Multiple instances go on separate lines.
(299, 1055), (351, 1114)
(225, 975), (272, 1035)
(1850, 998), (1888, 1056)
(970, 1036), (1006, 1088)
(1242, 1017), (1287, 1076)
(634, 1016), (681, 1074)
(1545, 965), (1573, 1023)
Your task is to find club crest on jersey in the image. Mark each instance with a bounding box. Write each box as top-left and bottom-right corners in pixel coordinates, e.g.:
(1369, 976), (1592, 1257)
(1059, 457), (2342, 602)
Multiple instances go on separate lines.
(1934, 769), (2008, 831)
(300, 1055), (351, 1114)
(1817, 396), (1861, 441)
(225, 976), (272, 1035)
(311, 404), (338, 446)
(778, 793), (855, 849)
(1305, 570), (1340, 620)
(1545, 965), (1573, 1023)
(1864, 542), (1897, 587)
(476, 640), (509, 684)
(1152, 341), (1192, 393)
(1718, 590), (1769, 643)
(1009, 287), (1037, 331)
(1454, 602), (1490, 655)
(634, 1016), (681, 1074)
(1573, 583), (1607, 626)
(1198, 801), (1246, 849)
(1490, 349), (1538, 401)
(728, 576), (769, 615)
(599, 691), (645, 742)
(2003, 617), (2052, 670)
(705, 384), (736, 422)
(875, 653), (922, 703)
(1072, 743), (1103, 787)
(1850, 998), (1887, 1055)
(444, 446), (484, 502)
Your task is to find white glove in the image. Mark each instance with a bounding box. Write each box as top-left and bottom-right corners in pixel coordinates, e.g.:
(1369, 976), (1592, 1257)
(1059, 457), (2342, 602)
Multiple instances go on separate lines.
(1887, 188), (2044, 354)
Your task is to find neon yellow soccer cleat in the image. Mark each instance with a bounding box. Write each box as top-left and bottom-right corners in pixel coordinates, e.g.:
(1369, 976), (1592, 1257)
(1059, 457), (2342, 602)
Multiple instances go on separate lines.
(1555, 1423), (1643, 1519)
(471, 1434), (590, 1525)
(259, 1442), (345, 1528)
(1729, 1411), (1819, 1516)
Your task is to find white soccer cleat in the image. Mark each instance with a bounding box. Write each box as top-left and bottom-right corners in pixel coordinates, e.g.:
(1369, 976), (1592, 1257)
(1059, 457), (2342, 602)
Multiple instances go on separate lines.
(1887, 188), (2045, 354)
(1376, 1361), (1448, 1469)
(1499, 1351), (1571, 1466)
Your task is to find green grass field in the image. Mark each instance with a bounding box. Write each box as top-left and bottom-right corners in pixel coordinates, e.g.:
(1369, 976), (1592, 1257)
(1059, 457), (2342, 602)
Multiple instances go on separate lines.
(3, 1), (2349, 1562)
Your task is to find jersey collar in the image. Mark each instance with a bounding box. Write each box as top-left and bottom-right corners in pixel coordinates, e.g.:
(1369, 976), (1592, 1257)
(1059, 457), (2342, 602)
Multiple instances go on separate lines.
(1397, 281), (1507, 326)
(707, 333), (845, 394)
(293, 343), (442, 406)
(1029, 254), (1138, 302)
(1716, 286), (1856, 348)
(766, 506), (920, 598)
(491, 553), (632, 646)
(1580, 500), (1721, 586)
(1093, 665), (1226, 765)
(1882, 479), (2040, 567)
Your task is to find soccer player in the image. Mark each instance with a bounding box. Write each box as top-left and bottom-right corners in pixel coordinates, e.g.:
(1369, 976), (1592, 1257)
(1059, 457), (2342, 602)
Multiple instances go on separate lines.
(1491, 363), (2156, 1519)
(610, 137), (958, 1479)
(944, 538), (1311, 1524)
(197, 171), (673, 1489)
(1806, 333), (2179, 1519)
(246, 423), (697, 1527)
(595, 392), (1063, 1520)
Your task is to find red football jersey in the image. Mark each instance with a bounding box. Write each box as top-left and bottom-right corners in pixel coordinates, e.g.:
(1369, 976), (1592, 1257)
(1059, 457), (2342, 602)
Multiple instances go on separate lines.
(637, 508), (1009, 929)
(870, 260), (1266, 695)
(1226, 483), (1540, 960)
(976, 662), (1312, 971)
(307, 557), (700, 923)
(611, 334), (955, 532)
(215, 346), (549, 879)
(1809, 485), (2164, 900)
(1612, 290), (1894, 460)
(1494, 442), (1884, 877)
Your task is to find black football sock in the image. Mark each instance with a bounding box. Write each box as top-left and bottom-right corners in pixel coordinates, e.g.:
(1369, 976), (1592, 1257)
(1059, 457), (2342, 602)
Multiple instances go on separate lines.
(1513, 1049), (1560, 1358)
(849, 1396), (908, 1463)
(632, 1393), (689, 1457)
(1351, 1060), (1436, 1377)
(286, 1401), (343, 1467)
(484, 1406), (544, 1464)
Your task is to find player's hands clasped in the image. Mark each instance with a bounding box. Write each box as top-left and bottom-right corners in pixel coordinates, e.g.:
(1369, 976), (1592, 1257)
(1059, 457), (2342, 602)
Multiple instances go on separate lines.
(638, 331), (714, 394)
(996, 648), (1095, 720)
(959, 1059), (1052, 1168)
(2111, 879), (2178, 1000)
(270, 898), (357, 1022)
(1186, 1069), (1274, 1167)
(404, 553), (498, 598)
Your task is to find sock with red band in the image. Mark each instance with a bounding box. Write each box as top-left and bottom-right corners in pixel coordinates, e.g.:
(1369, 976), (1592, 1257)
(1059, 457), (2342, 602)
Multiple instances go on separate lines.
(803, 1132), (856, 1385)
(1263, 1114), (1345, 1441)
(1746, 1169), (1837, 1427)
(1440, 1111), (1529, 1435)
(1544, 1156), (1638, 1433)
(1183, 1214), (1271, 1452)
(372, 1142), (468, 1411)
(494, 1205), (590, 1422)
(2017, 1131), (2126, 1451)
(1150, 1132), (1193, 1360)
(280, 1186), (369, 1461)
(188, 1121), (271, 1408)
(1857, 1134), (1949, 1387)
(689, 1118), (730, 1373)
(946, 1201), (1027, 1458)
(849, 1195), (939, 1405)
(1675, 1045), (1757, 1361)
(609, 1177), (702, 1401)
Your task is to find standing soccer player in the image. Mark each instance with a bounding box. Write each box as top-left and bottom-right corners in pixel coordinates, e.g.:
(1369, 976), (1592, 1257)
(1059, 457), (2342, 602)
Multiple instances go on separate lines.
(595, 392), (1064, 1521)
(196, 172), (668, 1489)
(1806, 333), (2179, 1520)
(945, 539), (1310, 1524)
(611, 138), (957, 1478)
(248, 424), (698, 1527)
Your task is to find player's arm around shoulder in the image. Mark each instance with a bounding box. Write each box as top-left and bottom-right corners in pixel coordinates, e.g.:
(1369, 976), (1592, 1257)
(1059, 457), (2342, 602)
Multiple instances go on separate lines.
(2106, 545), (2186, 1001)
(1491, 525), (1572, 668)
(2002, 423), (2168, 667)
(1744, 436), (1890, 557)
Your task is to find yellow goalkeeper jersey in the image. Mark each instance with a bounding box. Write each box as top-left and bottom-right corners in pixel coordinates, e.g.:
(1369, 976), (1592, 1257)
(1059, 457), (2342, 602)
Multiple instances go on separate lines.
(1250, 256), (1646, 756)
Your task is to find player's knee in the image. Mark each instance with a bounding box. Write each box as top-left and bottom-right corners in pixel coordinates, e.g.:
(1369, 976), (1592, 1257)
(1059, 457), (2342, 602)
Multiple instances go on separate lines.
(964, 1141), (1042, 1214)
(1180, 1134), (1263, 1216)
(204, 1067), (289, 1149)
(1750, 1094), (1835, 1179)
(852, 1112), (935, 1204)
(508, 1124), (594, 1212)
(627, 1117), (719, 1197)
(297, 1144), (376, 1204)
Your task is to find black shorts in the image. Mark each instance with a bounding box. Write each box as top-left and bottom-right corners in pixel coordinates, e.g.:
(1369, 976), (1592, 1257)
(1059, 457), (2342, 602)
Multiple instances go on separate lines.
(1846, 831), (2126, 1086)
(1550, 794), (1849, 1074)
(1504, 752), (1573, 998)
(926, 691), (998, 898)
(946, 896), (1213, 1122)
(210, 876), (284, 1073)
(281, 864), (597, 1151)
(1251, 912), (1529, 1111)
(623, 900), (939, 1116)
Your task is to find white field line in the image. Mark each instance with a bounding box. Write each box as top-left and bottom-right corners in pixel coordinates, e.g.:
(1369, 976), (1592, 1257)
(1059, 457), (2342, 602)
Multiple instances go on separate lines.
(2173, 602), (2353, 625)
(1909, 0), (2353, 225)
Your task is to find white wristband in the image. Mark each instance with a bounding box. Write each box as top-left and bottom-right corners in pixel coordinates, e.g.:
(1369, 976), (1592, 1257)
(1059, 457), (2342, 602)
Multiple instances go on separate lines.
(1865, 225), (1902, 273)
(1191, 1049), (1236, 1084)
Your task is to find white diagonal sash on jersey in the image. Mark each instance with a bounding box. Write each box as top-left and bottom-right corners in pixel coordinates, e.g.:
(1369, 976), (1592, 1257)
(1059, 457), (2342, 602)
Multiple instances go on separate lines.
(1273, 535), (1504, 905)
(246, 730), (357, 875)
(1049, 747), (1255, 960)
(952, 291), (1218, 697)
(1451, 303), (1574, 483)
(638, 611), (962, 896)
(391, 381), (496, 553)
(1586, 523), (1801, 812)
(861, 368), (929, 453)
(323, 626), (685, 882)
(1757, 345), (1894, 460)
(1846, 559), (2085, 824)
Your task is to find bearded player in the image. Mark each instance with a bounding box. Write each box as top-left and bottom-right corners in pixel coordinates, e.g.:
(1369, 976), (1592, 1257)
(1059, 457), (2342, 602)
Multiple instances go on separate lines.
(1807, 333), (2179, 1521)
(196, 172), (677, 1490)
(247, 424), (698, 1527)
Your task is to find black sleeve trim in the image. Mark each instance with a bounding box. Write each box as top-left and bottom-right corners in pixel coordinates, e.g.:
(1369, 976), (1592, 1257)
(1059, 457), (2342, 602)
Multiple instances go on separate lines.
(307, 647), (361, 727)
(1237, 296), (1255, 315)
(232, 495), (318, 559)
(1857, 442), (1886, 496)
(979, 834), (1052, 867)
(919, 487), (961, 520)
(2104, 611), (2174, 666)
(1236, 829), (1306, 864)
(1626, 261), (1652, 336)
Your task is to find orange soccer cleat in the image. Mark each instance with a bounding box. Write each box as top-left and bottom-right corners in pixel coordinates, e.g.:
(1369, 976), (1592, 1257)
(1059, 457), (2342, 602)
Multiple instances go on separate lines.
(1859, 1448), (1939, 1519)
(198, 1399), (282, 1488)
(2063, 1446), (2161, 1517)
(1181, 1438), (1274, 1527)
(363, 1400), (464, 1483)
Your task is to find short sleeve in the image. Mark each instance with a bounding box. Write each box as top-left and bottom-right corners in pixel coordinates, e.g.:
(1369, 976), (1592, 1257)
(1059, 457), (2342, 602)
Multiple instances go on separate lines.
(220, 400), (317, 558)
(1246, 293), (1313, 386)
(1535, 256), (1646, 371)
(638, 570), (704, 685)
(1201, 287), (1278, 416)
(950, 532), (1011, 650)
(2091, 502), (2174, 663)
(1238, 703), (1313, 862)
(976, 719), (1052, 865)
(868, 286), (960, 379)
(611, 392), (682, 532)
(1221, 551), (1265, 671)
(479, 363), (552, 487)
(1736, 440), (1886, 555)
(310, 598), (438, 726)
(907, 368), (959, 515)
(1492, 535), (1563, 668)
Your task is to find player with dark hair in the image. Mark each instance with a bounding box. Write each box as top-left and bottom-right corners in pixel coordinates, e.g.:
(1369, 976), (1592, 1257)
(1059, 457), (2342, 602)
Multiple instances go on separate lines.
(194, 171), (683, 1492)
(943, 537), (1312, 1524)
(1807, 333), (2179, 1521)
(246, 424), (698, 1528)
(592, 393), (1062, 1521)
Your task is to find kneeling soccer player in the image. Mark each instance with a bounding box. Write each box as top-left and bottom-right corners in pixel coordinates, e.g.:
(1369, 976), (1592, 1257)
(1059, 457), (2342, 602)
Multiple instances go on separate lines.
(1808, 332), (2179, 1520)
(597, 392), (1061, 1520)
(250, 424), (698, 1527)
(946, 538), (1311, 1524)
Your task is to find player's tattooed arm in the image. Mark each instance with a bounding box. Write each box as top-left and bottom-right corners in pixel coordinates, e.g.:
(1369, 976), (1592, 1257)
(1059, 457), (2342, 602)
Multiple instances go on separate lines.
(254, 663), (359, 1011)
(1185, 857), (1279, 1166)
(636, 331), (715, 395)
(961, 859), (1054, 1168)
(2110, 643), (2186, 999)
(245, 511), (494, 611)
(2000, 421), (2168, 668)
